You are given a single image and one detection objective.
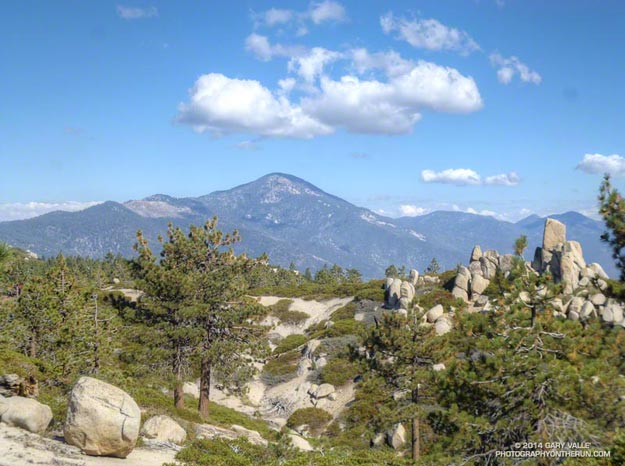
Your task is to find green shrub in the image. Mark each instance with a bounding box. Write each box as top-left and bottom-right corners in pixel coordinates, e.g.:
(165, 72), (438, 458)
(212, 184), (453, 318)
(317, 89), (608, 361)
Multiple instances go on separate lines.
(273, 334), (308, 355)
(261, 351), (300, 386)
(315, 335), (360, 359)
(173, 438), (277, 466)
(286, 407), (333, 435)
(320, 358), (359, 386)
(323, 319), (366, 338)
(416, 289), (465, 312)
(330, 302), (357, 322)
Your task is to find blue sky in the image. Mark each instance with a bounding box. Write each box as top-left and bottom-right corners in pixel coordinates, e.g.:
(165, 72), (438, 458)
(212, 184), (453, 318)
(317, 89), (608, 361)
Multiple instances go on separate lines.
(1, 0), (624, 221)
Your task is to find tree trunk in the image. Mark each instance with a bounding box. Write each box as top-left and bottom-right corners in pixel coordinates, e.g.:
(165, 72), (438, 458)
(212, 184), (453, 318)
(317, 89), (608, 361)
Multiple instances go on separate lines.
(173, 345), (184, 409)
(29, 333), (37, 358)
(198, 356), (211, 418)
(411, 386), (420, 461)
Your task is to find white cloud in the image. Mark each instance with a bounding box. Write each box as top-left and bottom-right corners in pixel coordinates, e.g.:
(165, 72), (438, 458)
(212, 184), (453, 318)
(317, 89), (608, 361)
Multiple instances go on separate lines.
(422, 168), (481, 186)
(234, 140), (261, 151)
(490, 53), (541, 84)
(253, 1), (346, 31)
(116, 5), (158, 20)
(182, 50), (482, 137)
(484, 172), (520, 186)
(263, 8), (293, 27)
(381, 12), (479, 55)
(288, 47), (343, 83)
(309, 1), (347, 24)
(176, 73), (332, 139)
(244, 34), (303, 61)
(399, 205), (430, 216)
(350, 48), (414, 77)
(0, 201), (103, 222)
(576, 153), (625, 176)
(421, 169), (520, 186)
(302, 61), (482, 134)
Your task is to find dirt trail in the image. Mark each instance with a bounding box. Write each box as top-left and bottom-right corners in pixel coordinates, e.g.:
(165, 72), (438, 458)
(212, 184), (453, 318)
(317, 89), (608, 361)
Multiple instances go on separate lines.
(0, 424), (177, 466)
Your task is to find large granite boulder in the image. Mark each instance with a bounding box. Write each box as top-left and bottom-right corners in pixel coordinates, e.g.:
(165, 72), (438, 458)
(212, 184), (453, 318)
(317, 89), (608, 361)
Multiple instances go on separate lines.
(64, 377), (141, 458)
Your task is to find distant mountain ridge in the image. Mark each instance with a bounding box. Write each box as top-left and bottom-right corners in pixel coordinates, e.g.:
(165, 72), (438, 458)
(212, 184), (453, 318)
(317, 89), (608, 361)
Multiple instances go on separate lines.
(0, 173), (616, 278)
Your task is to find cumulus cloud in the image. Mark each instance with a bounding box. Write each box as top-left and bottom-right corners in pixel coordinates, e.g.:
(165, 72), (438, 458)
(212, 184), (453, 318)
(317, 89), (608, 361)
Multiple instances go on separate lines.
(309, 1), (347, 24)
(399, 205), (430, 216)
(287, 47), (343, 83)
(178, 51), (482, 138)
(484, 172), (521, 186)
(176, 73), (332, 139)
(350, 48), (414, 77)
(381, 12), (479, 55)
(263, 8), (293, 27)
(490, 53), (541, 84)
(245, 34), (303, 61)
(576, 153), (625, 176)
(116, 5), (158, 20)
(0, 201), (103, 222)
(421, 169), (520, 186)
(253, 1), (346, 32)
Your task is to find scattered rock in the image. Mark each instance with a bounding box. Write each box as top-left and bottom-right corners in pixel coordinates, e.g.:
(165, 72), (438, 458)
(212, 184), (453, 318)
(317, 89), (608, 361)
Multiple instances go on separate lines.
(64, 377), (141, 458)
(313, 384), (335, 399)
(426, 304), (444, 323)
(0, 396), (52, 434)
(590, 293), (607, 306)
(288, 433), (314, 451)
(141, 415), (186, 445)
(432, 363), (446, 372)
(435, 316), (452, 336)
(231, 424), (268, 447)
(386, 423), (406, 450)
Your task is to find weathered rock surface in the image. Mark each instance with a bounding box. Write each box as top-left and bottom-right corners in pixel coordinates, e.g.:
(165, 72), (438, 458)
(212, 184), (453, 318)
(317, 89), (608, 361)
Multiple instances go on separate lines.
(64, 377), (141, 458)
(140, 415), (186, 445)
(426, 304), (444, 323)
(0, 396), (52, 434)
(387, 423), (406, 449)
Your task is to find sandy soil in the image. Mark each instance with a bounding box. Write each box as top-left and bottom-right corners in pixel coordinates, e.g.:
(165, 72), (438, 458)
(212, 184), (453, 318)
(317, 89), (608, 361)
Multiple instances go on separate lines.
(0, 424), (177, 466)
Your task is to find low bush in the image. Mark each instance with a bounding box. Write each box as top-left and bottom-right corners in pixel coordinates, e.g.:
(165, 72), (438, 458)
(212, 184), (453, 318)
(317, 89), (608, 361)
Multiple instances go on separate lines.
(261, 351), (300, 386)
(287, 407), (333, 435)
(416, 289), (465, 312)
(330, 302), (357, 322)
(273, 334), (308, 355)
(320, 358), (360, 386)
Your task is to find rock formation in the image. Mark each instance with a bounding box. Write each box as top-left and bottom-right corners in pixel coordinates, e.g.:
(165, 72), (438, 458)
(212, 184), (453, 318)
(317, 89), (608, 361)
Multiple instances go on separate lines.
(449, 218), (623, 327)
(64, 377), (141, 458)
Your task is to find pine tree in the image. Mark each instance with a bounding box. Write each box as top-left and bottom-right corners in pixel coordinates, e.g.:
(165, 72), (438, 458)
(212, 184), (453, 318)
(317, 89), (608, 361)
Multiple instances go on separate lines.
(425, 258), (440, 275)
(364, 310), (434, 460)
(599, 174), (625, 280)
(133, 218), (268, 416)
(514, 234), (528, 258)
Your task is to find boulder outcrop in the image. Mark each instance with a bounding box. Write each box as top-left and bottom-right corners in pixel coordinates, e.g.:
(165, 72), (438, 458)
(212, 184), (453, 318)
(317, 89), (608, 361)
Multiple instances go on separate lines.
(64, 377), (141, 458)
